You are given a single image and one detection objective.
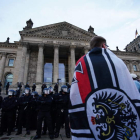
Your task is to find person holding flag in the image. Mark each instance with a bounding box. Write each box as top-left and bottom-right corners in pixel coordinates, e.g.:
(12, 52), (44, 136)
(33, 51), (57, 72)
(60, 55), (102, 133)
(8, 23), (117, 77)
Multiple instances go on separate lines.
(69, 36), (140, 140)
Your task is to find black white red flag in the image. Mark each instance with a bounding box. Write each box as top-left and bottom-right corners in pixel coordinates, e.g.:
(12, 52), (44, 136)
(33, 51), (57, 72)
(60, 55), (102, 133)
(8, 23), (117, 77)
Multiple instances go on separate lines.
(69, 47), (140, 140)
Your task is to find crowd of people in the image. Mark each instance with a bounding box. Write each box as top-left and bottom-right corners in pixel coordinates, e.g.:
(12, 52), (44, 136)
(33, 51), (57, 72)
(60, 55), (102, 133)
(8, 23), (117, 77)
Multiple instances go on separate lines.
(0, 83), (71, 140)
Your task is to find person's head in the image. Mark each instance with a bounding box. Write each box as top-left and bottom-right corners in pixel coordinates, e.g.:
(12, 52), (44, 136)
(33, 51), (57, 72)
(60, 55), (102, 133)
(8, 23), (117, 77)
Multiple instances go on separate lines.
(49, 87), (53, 94)
(90, 36), (107, 49)
(130, 73), (137, 80)
(61, 85), (68, 94)
(31, 91), (38, 97)
(8, 90), (15, 98)
(43, 88), (50, 96)
(24, 87), (30, 95)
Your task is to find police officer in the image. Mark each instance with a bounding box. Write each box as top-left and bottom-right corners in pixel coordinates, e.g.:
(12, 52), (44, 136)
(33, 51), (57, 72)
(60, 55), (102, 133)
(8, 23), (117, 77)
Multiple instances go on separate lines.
(42, 86), (55, 135)
(16, 87), (20, 97)
(32, 83), (36, 92)
(55, 85), (71, 138)
(12, 91), (18, 131)
(16, 87), (32, 135)
(49, 86), (57, 132)
(54, 83), (58, 94)
(41, 83), (47, 93)
(0, 90), (16, 136)
(0, 93), (3, 109)
(18, 82), (22, 94)
(0, 81), (2, 95)
(30, 91), (39, 130)
(33, 88), (54, 139)
(25, 83), (30, 88)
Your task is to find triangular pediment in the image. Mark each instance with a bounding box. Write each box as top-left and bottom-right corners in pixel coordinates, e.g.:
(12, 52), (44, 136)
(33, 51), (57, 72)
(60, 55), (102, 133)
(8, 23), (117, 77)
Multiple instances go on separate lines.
(20, 22), (96, 41)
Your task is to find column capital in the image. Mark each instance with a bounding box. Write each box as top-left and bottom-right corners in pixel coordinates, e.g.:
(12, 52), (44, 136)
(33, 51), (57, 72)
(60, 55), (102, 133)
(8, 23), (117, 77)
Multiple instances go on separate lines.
(38, 43), (44, 48)
(18, 42), (29, 47)
(53, 44), (60, 48)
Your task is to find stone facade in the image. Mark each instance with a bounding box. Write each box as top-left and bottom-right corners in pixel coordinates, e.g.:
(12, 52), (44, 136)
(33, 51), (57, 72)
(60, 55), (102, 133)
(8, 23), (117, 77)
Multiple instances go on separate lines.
(125, 35), (140, 52)
(0, 20), (140, 94)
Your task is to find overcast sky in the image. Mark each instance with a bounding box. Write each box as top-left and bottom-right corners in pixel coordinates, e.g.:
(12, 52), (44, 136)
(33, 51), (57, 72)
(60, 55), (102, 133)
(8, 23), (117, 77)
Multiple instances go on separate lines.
(0, 0), (140, 51)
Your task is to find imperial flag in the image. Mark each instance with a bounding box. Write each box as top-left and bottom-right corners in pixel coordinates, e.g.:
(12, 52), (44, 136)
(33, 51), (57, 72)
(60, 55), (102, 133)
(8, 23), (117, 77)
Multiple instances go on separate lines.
(69, 47), (140, 140)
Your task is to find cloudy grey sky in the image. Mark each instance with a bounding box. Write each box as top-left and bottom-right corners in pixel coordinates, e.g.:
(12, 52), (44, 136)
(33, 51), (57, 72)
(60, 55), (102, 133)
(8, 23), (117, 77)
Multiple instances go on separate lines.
(0, 0), (140, 50)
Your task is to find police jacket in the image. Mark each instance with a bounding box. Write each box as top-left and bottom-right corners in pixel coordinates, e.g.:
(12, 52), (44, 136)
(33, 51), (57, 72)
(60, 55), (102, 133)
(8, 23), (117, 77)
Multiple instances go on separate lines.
(32, 85), (36, 91)
(55, 92), (70, 110)
(18, 95), (32, 110)
(13, 96), (18, 110)
(31, 96), (39, 111)
(1, 97), (17, 112)
(0, 96), (3, 109)
(37, 95), (53, 112)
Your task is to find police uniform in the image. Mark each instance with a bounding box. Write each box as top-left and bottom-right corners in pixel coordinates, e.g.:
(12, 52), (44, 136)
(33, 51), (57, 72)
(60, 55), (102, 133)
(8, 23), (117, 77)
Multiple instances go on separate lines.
(55, 86), (70, 138)
(34, 88), (54, 139)
(0, 91), (17, 136)
(30, 91), (39, 130)
(16, 90), (32, 135)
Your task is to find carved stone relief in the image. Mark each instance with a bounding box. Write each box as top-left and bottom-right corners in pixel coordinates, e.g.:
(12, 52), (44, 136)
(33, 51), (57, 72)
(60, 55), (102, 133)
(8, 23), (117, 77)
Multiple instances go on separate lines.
(24, 23), (93, 40)
(27, 51), (38, 85)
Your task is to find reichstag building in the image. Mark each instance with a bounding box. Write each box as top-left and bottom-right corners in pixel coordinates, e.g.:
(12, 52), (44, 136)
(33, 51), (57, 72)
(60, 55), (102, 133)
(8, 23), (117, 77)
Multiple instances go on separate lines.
(0, 19), (140, 93)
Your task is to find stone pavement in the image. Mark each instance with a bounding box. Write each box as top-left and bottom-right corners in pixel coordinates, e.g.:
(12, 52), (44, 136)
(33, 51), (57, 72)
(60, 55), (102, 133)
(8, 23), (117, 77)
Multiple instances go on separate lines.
(0, 128), (71, 140)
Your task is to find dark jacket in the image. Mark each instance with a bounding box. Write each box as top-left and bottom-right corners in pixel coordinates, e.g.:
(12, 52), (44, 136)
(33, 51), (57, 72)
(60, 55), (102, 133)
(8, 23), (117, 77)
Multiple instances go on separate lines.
(55, 92), (70, 110)
(32, 85), (36, 91)
(18, 95), (32, 110)
(1, 97), (17, 112)
(31, 96), (39, 111)
(18, 83), (22, 89)
(6, 83), (9, 90)
(41, 84), (47, 91)
(25, 84), (30, 88)
(37, 95), (53, 112)
(0, 96), (3, 108)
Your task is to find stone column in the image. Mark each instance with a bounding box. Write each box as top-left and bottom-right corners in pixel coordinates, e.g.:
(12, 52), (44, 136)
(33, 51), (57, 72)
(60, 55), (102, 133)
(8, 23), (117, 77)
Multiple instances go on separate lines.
(70, 46), (76, 82)
(84, 46), (89, 54)
(53, 45), (59, 83)
(129, 62), (134, 73)
(0, 52), (6, 81)
(12, 45), (22, 85)
(138, 62), (140, 72)
(24, 49), (30, 84)
(68, 54), (71, 84)
(36, 43), (44, 94)
(36, 43), (44, 83)
(18, 43), (28, 83)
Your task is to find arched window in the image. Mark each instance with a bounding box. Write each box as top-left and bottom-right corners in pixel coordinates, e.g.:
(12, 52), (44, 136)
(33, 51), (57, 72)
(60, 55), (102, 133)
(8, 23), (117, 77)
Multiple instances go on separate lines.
(4, 73), (13, 87)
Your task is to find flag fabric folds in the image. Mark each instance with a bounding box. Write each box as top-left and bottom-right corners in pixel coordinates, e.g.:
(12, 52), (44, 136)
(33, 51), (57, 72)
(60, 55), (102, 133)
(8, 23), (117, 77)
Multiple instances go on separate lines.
(69, 47), (140, 140)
